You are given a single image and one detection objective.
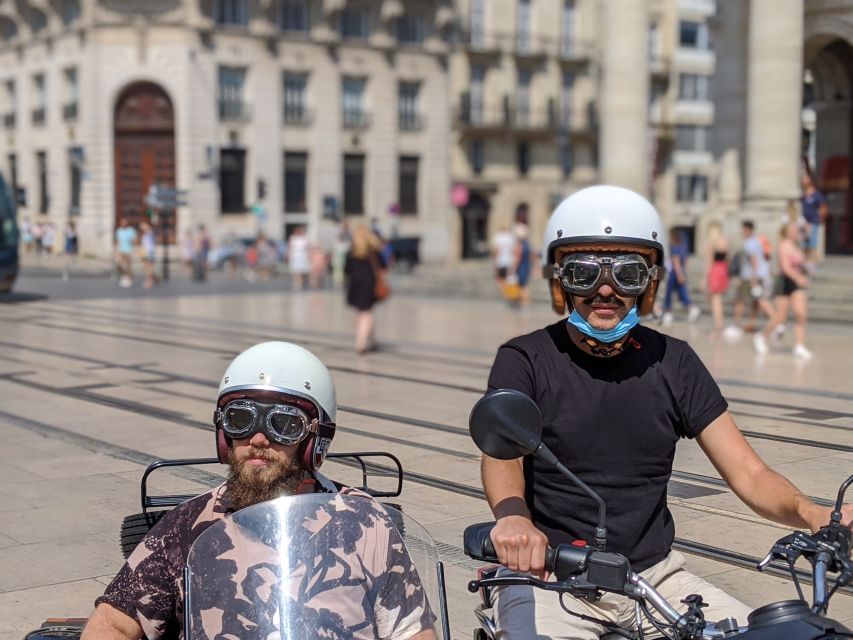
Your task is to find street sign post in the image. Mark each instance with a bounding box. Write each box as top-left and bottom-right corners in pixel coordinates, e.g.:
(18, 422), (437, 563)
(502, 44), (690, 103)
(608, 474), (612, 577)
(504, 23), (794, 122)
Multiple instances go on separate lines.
(144, 184), (187, 281)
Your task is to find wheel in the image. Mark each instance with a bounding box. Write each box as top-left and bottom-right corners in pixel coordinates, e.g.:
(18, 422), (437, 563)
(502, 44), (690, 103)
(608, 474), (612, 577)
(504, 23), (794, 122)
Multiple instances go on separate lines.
(119, 511), (168, 558)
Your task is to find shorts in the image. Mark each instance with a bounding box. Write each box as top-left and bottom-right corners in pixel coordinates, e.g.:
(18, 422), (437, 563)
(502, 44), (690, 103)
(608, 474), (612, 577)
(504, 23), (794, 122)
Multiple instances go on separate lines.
(495, 266), (508, 280)
(775, 275), (801, 297)
(735, 279), (770, 302)
(804, 223), (820, 250)
(707, 261), (729, 294)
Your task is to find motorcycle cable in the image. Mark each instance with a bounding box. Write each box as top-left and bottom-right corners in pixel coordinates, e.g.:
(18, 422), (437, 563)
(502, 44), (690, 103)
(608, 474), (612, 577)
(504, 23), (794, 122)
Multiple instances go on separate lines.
(557, 593), (637, 639)
(638, 600), (680, 640)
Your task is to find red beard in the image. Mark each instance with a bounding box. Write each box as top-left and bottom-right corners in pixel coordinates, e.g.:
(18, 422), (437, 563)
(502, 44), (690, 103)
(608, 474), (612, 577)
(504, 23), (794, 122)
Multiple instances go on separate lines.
(224, 447), (305, 512)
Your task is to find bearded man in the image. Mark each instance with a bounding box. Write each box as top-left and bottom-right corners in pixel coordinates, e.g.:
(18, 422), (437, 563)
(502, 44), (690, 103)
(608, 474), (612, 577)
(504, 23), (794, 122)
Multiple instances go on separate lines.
(82, 342), (436, 640)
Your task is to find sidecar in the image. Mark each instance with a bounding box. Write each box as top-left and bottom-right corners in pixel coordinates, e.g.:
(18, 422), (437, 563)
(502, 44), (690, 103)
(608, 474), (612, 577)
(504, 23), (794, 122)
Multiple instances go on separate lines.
(24, 451), (412, 640)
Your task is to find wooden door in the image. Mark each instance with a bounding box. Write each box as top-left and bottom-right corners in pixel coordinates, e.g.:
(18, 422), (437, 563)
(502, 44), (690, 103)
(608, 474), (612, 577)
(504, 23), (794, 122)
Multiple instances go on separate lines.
(114, 82), (176, 242)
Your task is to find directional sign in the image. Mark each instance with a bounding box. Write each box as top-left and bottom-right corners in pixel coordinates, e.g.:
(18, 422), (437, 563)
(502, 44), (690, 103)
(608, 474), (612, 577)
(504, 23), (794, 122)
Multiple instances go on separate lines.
(145, 184), (188, 209)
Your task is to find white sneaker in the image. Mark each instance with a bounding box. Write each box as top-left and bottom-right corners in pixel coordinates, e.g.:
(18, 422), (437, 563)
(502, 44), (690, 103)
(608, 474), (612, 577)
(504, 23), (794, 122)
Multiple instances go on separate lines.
(772, 323), (786, 342)
(793, 344), (813, 360)
(662, 312), (673, 327)
(688, 306), (701, 323)
(723, 326), (743, 341)
(119, 276), (132, 288)
(753, 333), (768, 355)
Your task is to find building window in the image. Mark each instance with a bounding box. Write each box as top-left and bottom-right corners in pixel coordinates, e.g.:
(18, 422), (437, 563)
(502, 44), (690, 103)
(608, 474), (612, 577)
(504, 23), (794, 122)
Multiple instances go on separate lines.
(396, 14), (424, 45)
(215, 0), (248, 26)
(470, 0), (485, 48)
(679, 20), (708, 49)
(561, 0), (575, 56)
(69, 147), (83, 215)
(470, 139), (484, 175)
(284, 151), (308, 212)
(283, 72), (309, 124)
(517, 0), (531, 53)
(343, 154), (365, 215)
(61, 0), (81, 26)
(219, 148), (246, 213)
(560, 143), (573, 177)
(398, 81), (420, 131)
(399, 156), (418, 215)
(3, 80), (15, 128)
(37, 150), (48, 214)
(8, 153), (18, 201)
(32, 73), (46, 126)
(678, 73), (710, 101)
(560, 71), (573, 127)
(218, 67), (247, 120)
(63, 68), (78, 121)
(676, 174), (708, 203)
(339, 8), (368, 40)
(516, 67), (531, 126)
(470, 64), (485, 123)
(675, 125), (710, 152)
(279, 0), (309, 33)
(517, 142), (530, 176)
(342, 76), (367, 128)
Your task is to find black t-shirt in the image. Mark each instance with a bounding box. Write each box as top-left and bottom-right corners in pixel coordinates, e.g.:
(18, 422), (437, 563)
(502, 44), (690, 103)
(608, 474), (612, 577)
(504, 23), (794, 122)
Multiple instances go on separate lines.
(487, 322), (727, 572)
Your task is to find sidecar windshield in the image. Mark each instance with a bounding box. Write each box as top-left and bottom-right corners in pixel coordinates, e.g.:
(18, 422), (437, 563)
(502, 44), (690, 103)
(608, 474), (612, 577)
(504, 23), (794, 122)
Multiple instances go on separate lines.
(184, 493), (441, 640)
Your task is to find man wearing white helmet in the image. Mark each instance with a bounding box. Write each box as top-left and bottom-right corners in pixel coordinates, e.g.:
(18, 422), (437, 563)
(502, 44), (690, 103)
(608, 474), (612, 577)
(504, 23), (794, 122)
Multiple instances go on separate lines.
(481, 186), (852, 639)
(82, 342), (436, 640)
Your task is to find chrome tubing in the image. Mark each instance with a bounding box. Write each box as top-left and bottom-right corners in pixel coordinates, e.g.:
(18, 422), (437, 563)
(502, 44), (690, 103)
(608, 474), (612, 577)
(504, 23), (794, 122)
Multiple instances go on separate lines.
(629, 574), (730, 639)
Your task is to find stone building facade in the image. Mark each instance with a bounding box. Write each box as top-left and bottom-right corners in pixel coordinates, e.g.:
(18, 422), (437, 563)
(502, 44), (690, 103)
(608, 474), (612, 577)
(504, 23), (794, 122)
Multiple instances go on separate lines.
(0, 0), (453, 261)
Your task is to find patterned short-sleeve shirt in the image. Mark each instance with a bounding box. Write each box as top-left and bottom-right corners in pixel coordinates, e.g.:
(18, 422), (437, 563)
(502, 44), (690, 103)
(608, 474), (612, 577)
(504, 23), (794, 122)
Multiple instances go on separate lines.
(96, 480), (434, 639)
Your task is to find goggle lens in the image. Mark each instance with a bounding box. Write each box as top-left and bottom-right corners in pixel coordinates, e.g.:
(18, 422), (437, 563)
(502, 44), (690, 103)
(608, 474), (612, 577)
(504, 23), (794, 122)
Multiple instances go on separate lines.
(224, 405), (255, 433)
(268, 410), (309, 442)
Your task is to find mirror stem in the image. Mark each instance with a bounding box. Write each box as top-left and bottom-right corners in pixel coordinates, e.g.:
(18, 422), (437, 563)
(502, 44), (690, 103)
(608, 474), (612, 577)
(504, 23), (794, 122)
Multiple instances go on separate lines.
(534, 442), (608, 550)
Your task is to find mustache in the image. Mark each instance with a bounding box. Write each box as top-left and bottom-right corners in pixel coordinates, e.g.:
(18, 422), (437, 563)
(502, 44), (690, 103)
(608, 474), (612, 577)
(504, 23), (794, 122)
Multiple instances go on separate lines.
(236, 448), (277, 462)
(582, 293), (625, 306)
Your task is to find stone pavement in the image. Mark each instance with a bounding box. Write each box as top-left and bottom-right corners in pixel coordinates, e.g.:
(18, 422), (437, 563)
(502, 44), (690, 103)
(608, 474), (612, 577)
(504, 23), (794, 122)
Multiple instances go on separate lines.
(0, 281), (852, 639)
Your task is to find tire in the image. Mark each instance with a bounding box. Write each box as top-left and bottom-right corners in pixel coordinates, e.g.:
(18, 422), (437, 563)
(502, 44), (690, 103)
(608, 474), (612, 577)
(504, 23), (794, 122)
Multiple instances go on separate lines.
(119, 511), (168, 559)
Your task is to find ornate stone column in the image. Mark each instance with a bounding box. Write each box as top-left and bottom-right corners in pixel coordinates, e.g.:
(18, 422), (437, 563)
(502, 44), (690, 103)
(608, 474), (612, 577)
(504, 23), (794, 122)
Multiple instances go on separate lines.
(744, 0), (804, 224)
(599, 0), (649, 195)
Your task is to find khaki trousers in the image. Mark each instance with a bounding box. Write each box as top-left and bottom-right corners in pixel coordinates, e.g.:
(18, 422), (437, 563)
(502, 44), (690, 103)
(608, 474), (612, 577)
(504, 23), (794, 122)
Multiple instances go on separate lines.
(493, 551), (752, 639)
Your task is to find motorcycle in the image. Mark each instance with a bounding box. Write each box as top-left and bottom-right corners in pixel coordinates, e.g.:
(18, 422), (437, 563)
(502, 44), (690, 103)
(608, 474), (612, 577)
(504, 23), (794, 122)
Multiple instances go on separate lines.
(463, 388), (853, 640)
(25, 453), (454, 639)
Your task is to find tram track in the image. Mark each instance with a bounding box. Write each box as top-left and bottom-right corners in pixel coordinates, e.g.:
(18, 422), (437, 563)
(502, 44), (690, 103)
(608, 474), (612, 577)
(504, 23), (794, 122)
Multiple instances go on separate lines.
(2, 315), (852, 453)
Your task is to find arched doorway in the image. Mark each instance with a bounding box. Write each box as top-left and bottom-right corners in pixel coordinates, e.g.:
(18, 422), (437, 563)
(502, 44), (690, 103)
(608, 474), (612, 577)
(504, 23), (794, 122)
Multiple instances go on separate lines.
(114, 82), (176, 241)
(460, 193), (491, 259)
(805, 40), (853, 254)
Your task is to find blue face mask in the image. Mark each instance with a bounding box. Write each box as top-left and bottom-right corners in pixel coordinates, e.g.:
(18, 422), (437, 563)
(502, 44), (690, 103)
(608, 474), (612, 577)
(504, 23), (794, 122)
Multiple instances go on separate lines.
(567, 307), (640, 343)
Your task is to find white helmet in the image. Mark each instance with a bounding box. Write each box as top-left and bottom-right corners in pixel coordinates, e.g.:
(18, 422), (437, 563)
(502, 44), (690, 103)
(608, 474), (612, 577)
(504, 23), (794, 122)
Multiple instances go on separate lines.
(542, 185), (665, 316)
(215, 342), (337, 469)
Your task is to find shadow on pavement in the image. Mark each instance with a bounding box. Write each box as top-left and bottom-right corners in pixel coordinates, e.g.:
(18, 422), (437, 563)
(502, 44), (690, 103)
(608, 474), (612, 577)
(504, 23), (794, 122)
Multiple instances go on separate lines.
(0, 291), (49, 303)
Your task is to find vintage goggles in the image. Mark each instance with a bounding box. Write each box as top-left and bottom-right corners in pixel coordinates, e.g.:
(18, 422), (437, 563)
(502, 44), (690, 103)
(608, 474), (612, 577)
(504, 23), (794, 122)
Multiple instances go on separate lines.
(217, 400), (319, 446)
(555, 253), (660, 297)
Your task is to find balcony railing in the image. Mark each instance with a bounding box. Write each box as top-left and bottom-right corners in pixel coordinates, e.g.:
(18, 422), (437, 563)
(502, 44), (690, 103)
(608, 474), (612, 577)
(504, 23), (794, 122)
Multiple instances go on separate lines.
(399, 113), (424, 131)
(284, 106), (313, 126)
(32, 107), (45, 126)
(3, 112), (15, 129)
(343, 109), (371, 129)
(219, 100), (251, 121)
(461, 29), (592, 62)
(457, 94), (558, 133)
(63, 102), (78, 121)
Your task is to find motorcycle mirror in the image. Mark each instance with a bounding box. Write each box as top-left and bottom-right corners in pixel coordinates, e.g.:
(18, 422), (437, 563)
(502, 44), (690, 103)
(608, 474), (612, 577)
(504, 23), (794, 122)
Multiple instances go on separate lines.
(469, 389), (543, 459)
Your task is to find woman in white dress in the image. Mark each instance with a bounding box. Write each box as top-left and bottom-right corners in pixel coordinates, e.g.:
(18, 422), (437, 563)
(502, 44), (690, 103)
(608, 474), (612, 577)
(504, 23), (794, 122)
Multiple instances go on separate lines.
(288, 226), (311, 290)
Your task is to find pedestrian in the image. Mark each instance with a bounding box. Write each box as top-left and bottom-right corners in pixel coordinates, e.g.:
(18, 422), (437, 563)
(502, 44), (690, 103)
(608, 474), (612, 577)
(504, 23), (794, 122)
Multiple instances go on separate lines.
(193, 224), (210, 282)
(20, 216), (34, 253)
(180, 229), (195, 278)
(702, 221), (730, 334)
(491, 225), (516, 295)
(512, 220), (532, 309)
(730, 220), (775, 342)
(41, 222), (56, 256)
(481, 185), (852, 639)
(344, 224), (387, 355)
(309, 243), (329, 289)
(332, 219), (352, 287)
(115, 218), (137, 288)
(62, 220), (79, 281)
(288, 225), (311, 290)
(756, 221), (812, 359)
(139, 221), (158, 289)
(661, 228), (700, 326)
(800, 172), (827, 268)
(33, 222), (44, 255)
